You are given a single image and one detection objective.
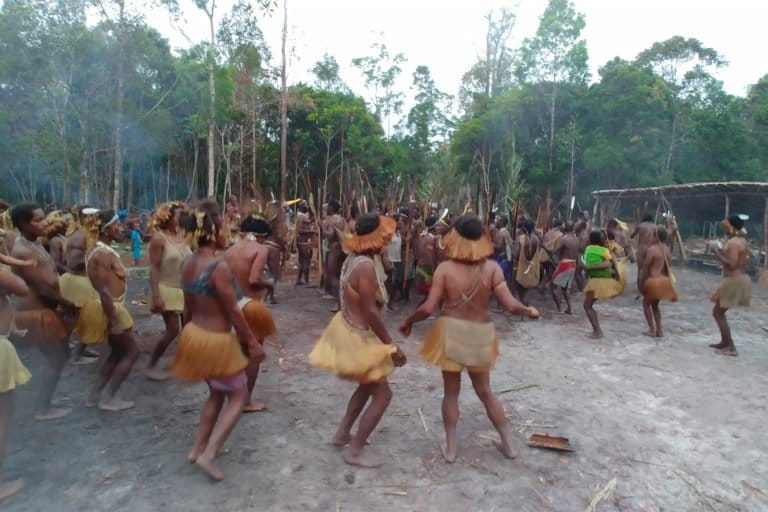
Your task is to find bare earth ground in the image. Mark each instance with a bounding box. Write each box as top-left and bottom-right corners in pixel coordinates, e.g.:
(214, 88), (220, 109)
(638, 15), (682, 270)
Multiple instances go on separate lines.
(4, 264), (768, 512)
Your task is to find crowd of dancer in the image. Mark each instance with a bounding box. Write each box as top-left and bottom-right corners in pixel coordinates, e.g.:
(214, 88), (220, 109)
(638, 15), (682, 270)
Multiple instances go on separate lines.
(0, 194), (753, 496)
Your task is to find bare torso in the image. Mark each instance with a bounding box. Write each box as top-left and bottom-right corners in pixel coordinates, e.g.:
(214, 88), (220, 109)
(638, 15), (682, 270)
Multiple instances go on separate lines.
(721, 236), (748, 277)
(415, 232), (436, 267)
(87, 244), (127, 301)
(644, 243), (670, 278)
(65, 231), (88, 275)
(555, 233), (580, 261)
(224, 240), (270, 300)
(12, 236), (60, 310)
(543, 228), (563, 251)
(436, 261), (497, 323)
(181, 253), (236, 333)
(634, 222), (657, 259)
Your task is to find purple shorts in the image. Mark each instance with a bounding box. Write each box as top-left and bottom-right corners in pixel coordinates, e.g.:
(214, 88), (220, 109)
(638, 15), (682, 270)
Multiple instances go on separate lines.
(206, 371), (247, 392)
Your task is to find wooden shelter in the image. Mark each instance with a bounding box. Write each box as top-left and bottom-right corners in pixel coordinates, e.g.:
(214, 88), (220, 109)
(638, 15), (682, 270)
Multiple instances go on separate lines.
(591, 181), (768, 268)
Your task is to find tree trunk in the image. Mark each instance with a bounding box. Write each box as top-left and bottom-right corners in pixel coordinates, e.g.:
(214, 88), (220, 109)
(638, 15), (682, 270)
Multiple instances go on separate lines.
(112, 3), (125, 210)
(279, 0), (288, 203)
(127, 155), (134, 209)
(663, 110), (679, 178)
(206, 2), (217, 198)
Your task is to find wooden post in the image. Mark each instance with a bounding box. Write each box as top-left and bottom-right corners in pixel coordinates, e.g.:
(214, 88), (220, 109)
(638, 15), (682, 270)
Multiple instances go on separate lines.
(763, 195), (768, 268)
(725, 193), (730, 218)
(591, 198), (599, 227)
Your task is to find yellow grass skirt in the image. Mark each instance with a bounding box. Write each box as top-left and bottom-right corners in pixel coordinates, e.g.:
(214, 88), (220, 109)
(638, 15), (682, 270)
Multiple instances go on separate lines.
(171, 322), (248, 381)
(309, 312), (396, 383)
(421, 317), (499, 373)
(15, 308), (70, 342)
(77, 298), (134, 344)
(158, 283), (184, 313)
(59, 273), (98, 308)
(0, 336), (31, 392)
(712, 274), (751, 309)
(240, 298), (277, 340)
(643, 276), (678, 302)
(585, 259), (627, 300)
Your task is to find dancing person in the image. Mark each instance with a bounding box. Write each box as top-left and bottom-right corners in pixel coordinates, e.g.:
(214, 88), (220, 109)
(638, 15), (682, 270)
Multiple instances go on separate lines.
(400, 215), (539, 462)
(513, 219), (541, 305)
(82, 209), (138, 411)
(173, 201), (263, 480)
(295, 201), (314, 286)
(493, 215), (512, 284)
(46, 212), (70, 275)
(0, 266), (32, 500)
(309, 213), (406, 468)
(322, 199), (346, 301)
(145, 202), (191, 381)
(414, 216), (437, 299)
(639, 227), (677, 338)
(550, 221), (580, 314)
(582, 230), (625, 339)
(10, 203), (75, 420)
(631, 214), (657, 292)
(60, 207), (101, 363)
(709, 215), (751, 356)
(384, 224), (403, 308)
(224, 215), (276, 412)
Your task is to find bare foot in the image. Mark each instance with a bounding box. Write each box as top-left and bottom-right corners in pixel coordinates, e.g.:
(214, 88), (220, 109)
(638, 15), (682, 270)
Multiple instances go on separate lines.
(642, 331), (658, 338)
(0, 479), (24, 501)
(709, 342), (727, 349)
(34, 407), (72, 421)
(656, 331), (664, 338)
(98, 397), (135, 412)
(85, 392), (100, 408)
(187, 446), (204, 463)
(82, 347), (100, 358)
(216, 447), (230, 458)
(330, 432), (351, 447)
(586, 332), (603, 339)
(564, 309), (572, 315)
(342, 447), (384, 468)
(269, 298), (279, 305)
(493, 440), (518, 460)
(143, 367), (170, 381)
(195, 454), (224, 481)
(440, 444), (457, 463)
(715, 347), (738, 357)
(242, 401), (267, 413)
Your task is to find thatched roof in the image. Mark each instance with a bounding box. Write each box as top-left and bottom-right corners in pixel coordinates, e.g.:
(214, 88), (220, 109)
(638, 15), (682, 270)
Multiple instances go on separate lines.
(593, 181), (768, 200)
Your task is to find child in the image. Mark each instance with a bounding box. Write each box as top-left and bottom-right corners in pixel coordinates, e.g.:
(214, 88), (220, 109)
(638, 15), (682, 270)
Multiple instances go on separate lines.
(128, 222), (142, 266)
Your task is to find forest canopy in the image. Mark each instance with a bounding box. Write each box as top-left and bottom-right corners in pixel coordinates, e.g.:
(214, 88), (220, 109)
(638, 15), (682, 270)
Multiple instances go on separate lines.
(1, 0), (767, 216)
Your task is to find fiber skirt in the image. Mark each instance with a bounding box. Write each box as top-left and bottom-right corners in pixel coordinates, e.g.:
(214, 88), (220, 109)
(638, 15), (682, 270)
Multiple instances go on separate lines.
(309, 312), (395, 383)
(59, 273), (98, 308)
(0, 336), (31, 393)
(78, 298), (134, 344)
(712, 274), (751, 309)
(172, 322), (248, 381)
(643, 276), (678, 302)
(421, 316), (499, 373)
(585, 259), (627, 299)
(158, 283), (184, 313)
(15, 308), (70, 342)
(240, 298), (277, 340)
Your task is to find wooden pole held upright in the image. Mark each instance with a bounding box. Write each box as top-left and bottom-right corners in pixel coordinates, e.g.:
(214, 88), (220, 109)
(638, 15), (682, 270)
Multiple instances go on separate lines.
(763, 195), (768, 268)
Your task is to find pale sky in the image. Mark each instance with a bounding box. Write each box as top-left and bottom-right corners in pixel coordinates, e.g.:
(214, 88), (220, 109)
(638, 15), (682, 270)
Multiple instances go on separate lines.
(148, 0), (768, 110)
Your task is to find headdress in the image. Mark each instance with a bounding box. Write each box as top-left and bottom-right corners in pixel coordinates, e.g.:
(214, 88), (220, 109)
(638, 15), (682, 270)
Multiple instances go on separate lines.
(341, 214), (396, 254)
(151, 201), (185, 232)
(443, 216), (493, 263)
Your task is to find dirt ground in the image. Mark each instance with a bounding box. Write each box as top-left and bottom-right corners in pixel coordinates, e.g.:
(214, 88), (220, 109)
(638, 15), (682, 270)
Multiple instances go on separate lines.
(4, 263), (768, 512)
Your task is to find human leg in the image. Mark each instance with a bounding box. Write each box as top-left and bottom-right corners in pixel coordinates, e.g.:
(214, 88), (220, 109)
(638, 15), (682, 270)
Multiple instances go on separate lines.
(441, 371), (461, 462)
(195, 386), (247, 480)
(468, 370), (516, 459)
(99, 331), (138, 411)
(332, 384), (372, 446)
(188, 389), (225, 462)
(145, 312), (180, 380)
(34, 337), (70, 420)
(0, 392), (23, 501)
(343, 380), (393, 468)
(711, 302), (737, 355)
(584, 291), (603, 339)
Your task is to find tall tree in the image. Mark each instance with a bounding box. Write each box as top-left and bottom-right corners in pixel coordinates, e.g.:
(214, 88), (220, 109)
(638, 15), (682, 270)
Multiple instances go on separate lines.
(352, 40), (406, 136)
(515, 0), (588, 207)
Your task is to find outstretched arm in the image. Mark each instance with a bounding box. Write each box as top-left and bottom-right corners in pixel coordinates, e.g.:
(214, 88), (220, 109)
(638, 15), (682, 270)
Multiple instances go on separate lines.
(400, 264), (446, 335)
(492, 264), (538, 318)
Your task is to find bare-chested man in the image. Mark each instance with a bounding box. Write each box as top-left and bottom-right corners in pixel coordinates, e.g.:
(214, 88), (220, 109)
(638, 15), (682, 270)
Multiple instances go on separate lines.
(709, 215), (751, 356)
(309, 213), (406, 468)
(400, 215), (539, 462)
(631, 214), (657, 291)
(84, 209), (139, 410)
(493, 215), (512, 283)
(414, 216), (437, 299)
(639, 227), (677, 338)
(295, 201), (315, 286)
(606, 219), (631, 259)
(47, 214), (70, 275)
(10, 203), (75, 420)
(322, 199), (346, 301)
(550, 221), (580, 313)
(224, 216), (276, 412)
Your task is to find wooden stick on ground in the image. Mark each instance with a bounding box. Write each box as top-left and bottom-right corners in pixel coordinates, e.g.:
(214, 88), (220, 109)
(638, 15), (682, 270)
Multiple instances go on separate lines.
(673, 469), (720, 512)
(417, 407), (429, 433)
(498, 384), (539, 394)
(584, 478), (617, 512)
